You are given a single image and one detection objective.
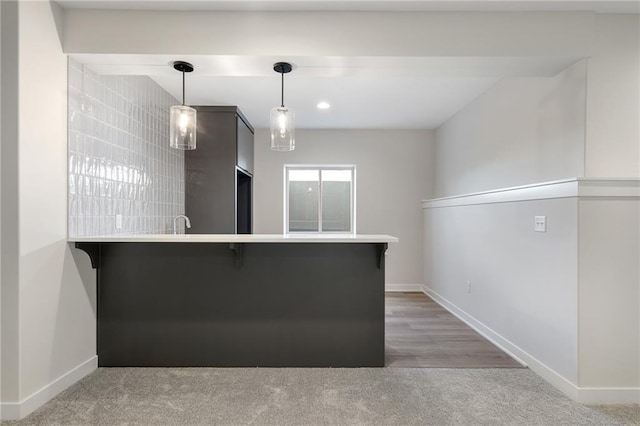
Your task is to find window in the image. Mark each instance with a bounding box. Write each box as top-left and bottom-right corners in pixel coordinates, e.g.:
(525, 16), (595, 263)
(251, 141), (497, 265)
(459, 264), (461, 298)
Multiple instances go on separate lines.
(285, 165), (356, 234)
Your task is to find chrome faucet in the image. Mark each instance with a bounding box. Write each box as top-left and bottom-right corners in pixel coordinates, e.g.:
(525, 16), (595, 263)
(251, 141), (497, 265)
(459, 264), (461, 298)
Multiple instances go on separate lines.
(173, 215), (191, 235)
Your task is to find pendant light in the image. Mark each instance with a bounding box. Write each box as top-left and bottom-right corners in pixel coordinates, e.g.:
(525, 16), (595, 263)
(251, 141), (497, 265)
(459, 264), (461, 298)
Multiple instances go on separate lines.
(170, 61), (197, 150)
(270, 62), (295, 151)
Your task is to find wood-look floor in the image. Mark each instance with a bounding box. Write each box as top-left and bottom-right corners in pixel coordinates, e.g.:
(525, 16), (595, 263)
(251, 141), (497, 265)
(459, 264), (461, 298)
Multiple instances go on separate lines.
(385, 292), (524, 368)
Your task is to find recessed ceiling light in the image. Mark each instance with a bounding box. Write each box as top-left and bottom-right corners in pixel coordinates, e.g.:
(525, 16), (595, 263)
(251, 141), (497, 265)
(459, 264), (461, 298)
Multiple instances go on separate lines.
(317, 101), (331, 110)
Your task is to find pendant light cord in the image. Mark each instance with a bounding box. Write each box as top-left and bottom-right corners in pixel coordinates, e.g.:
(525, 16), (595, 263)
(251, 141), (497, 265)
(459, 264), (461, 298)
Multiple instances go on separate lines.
(281, 71), (285, 108)
(182, 70), (186, 105)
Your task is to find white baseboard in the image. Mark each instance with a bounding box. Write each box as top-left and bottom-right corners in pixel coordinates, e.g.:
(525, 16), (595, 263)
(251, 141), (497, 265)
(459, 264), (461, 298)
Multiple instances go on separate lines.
(423, 286), (640, 404)
(385, 284), (424, 292)
(576, 387), (640, 404)
(0, 355), (98, 420)
(422, 286), (530, 368)
(422, 286), (585, 401)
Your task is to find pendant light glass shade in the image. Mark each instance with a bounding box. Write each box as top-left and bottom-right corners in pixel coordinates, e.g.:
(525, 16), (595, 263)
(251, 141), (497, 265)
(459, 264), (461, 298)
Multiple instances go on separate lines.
(170, 61), (196, 150)
(170, 105), (197, 150)
(270, 62), (295, 151)
(270, 106), (295, 151)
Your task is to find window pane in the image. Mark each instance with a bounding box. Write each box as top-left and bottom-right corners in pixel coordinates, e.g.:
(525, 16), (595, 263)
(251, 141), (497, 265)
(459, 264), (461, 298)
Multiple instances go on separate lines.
(322, 169), (352, 182)
(321, 170), (351, 232)
(289, 169), (319, 181)
(288, 170), (319, 232)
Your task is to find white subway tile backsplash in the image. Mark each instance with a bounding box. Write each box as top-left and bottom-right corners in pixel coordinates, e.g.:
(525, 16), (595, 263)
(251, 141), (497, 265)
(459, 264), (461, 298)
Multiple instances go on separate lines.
(68, 59), (185, 236)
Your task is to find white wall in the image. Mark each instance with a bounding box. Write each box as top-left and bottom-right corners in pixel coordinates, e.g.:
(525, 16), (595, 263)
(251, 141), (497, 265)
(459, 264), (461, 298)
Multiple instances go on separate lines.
(585, 14), (640, 178)
(425, 13), (639, 402)
(1, 0), (20, 408)
(424, 192), (579, 385)
(0, 2), (97, 420)
(62, 10), (594, 57)
(578, 198), (639, 390)
(0, 0), (3, 407)
(423, 180), (640, 402)
(254, 129), (434, 286)
(434, 60), (587, 197)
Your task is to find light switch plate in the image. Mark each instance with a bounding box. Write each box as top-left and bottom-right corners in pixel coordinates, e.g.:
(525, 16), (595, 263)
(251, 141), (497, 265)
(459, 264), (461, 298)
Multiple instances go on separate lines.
(534, 216), (546, 232)
(116, 214), (123, 229)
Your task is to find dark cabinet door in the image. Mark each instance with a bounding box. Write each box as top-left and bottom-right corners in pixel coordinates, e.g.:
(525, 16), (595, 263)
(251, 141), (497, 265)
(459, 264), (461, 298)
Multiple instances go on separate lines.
(185, 111), (237, 234)
(236, 116), (254, 174)
(185, 106), (254, 234)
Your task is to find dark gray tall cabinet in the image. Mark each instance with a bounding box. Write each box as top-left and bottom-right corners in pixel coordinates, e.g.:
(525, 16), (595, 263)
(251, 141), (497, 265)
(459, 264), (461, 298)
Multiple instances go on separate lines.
(185, 106), (254, 234)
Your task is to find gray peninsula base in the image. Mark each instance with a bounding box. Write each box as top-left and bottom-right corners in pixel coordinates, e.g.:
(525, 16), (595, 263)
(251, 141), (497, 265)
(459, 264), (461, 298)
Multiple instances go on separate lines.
(75, 242), (386, 367)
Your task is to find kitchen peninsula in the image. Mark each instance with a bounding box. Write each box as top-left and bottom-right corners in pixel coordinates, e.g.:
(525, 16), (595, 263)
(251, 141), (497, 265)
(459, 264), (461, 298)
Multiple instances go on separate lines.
(72, 234), (398, 368)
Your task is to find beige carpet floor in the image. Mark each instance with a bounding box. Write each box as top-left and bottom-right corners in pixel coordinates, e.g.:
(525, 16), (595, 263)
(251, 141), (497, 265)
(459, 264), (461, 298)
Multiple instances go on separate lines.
(6, 367), (639, 425)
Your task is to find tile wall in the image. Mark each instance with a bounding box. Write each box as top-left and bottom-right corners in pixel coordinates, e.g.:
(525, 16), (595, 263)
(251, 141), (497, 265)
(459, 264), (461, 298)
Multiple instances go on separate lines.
(68, 59), (185, 236)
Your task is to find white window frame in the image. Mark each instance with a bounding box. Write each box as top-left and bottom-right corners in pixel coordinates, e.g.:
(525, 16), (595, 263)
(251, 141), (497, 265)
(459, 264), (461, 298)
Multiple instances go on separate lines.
(284, 164), (356, 234)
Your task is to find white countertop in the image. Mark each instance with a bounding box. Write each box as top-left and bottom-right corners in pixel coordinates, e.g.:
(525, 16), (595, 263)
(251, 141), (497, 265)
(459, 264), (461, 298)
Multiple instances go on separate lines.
(70, 233), (399, 243)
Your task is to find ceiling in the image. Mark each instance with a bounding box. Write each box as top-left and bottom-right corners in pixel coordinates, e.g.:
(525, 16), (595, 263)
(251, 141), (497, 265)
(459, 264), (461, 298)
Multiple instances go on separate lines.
(56, 0), (640, 13)
(75, 55), (582, 129)
(64, 1), (614, 129)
